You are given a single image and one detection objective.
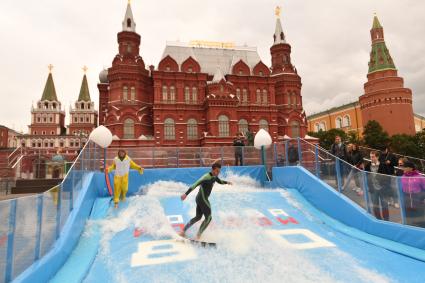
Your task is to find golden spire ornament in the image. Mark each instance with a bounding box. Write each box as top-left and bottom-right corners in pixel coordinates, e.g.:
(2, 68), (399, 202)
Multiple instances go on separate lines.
(82, 65), (88, 74)
(275, 6), (281, 17)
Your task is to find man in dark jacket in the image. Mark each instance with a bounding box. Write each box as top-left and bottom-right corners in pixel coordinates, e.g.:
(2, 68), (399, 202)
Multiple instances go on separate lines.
(379, 146), (397, 175)
(288, 143), (299, 165)
(330, 135), (348, 161)
(365, 151), (391, 221)
(330, 135), (348, 187)
(349, 144), (363, 168)
(345, 144), (363, 191)
(233, 132), (245, 166)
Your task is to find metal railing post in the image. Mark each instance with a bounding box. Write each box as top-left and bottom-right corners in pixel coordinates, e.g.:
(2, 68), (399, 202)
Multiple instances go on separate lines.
(397, 177), (406, 225)
(70, 171), (74, 212)
(336, 158), (342, 193)
(34, 194), (43, 261)
(87, 142), (91, 171)
(315, 145), (320, 178)
(92, 143), (96, 171)
(285, 140), (289, 166)
(220, 147), (224, 164)
(297, 138), (302, 165)
(5, 199), (17, 283)
(261, 145), (266, 166)
(362, 171), (371, 213)
(273, 143), (277, 167)
(103, 148), (107, 171)
(81, 146), (85, 172)
(56, 184), (62, 239)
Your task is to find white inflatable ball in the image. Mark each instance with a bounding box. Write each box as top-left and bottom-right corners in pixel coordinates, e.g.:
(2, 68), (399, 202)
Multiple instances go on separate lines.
(89, 125), (113, 148)
(254, 129), (272, 149)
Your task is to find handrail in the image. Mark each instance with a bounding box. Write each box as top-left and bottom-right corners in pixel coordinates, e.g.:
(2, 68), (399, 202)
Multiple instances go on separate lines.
(53, 141), (91, 191)
(11, 155), (24, 169)
(7, 146), (22, 167)
(359, 145), (425, 163)
(7, 146), (21, 160)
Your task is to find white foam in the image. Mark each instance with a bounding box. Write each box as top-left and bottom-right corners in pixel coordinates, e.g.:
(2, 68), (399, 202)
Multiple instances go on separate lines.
(86, 172), (395, 283)
(279, 190), (315, 221)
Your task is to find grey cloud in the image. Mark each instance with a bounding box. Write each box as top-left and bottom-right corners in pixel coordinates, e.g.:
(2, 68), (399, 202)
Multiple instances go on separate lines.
(0, 0), (424, 133)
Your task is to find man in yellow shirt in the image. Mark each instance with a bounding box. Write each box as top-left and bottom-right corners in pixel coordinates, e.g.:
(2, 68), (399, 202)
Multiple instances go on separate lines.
(107, 149), (144, 208)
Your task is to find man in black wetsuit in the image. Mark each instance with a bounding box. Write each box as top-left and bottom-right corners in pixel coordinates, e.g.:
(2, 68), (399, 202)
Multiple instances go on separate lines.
(179, 163), (232, 239)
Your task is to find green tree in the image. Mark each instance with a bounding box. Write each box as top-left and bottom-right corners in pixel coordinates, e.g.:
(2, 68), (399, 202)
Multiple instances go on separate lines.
(308, 129), (347, 149)
(414, 130), (425, 159)
(362, 120), (389, 150)
(347, 131), (361, 145)
(390, 134), (421, 157)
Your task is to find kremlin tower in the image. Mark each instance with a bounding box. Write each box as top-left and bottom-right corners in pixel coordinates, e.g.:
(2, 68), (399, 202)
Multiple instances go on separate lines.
(359, 15), (415, 135)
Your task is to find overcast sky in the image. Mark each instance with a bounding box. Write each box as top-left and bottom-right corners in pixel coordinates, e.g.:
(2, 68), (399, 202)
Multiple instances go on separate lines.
(1, 0), (424, 133)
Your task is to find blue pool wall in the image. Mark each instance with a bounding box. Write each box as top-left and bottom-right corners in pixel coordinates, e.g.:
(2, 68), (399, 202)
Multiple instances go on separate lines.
(14, 166), (266, 283)
(271, 166), (425, 252)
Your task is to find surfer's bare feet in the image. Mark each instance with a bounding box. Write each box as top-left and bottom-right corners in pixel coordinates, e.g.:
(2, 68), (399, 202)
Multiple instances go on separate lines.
(178, 231), (185, 237)
(195, 234), (201, 240)
(114, 203), (118, 209)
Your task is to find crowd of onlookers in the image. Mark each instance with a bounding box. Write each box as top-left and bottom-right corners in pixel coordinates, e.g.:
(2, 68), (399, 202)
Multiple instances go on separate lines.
(330, 135), (425, 227)
(230, 132), (425, 227)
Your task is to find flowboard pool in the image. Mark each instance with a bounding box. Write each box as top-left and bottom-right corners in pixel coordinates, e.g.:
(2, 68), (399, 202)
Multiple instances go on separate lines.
(49, 173), (425, 283)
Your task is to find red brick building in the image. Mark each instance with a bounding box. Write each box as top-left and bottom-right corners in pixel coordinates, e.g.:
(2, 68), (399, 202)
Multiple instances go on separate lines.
(359, 15), (415, 135)
(98, 4), (307, 147)
(19, 68), (97, 150)
(15, 68), (98, 178)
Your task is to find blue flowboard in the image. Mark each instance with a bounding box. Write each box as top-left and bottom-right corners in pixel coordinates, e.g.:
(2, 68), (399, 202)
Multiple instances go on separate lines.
(53, 188), (425, 283)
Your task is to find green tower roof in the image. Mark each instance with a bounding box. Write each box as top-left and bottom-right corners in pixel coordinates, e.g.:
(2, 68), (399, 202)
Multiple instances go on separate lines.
(368, 15), (396, 74)
(372, 15), (382, 29)
(78, 74), (91, 102)
(41, 72), (58, 101)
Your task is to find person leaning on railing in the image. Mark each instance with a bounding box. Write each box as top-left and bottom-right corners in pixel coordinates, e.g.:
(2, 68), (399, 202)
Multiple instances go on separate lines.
(401, 161), (425, 227)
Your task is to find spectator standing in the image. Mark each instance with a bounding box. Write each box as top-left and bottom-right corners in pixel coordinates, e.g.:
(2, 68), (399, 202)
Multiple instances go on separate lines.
(365, 151), (391, 221)
(287, 143), (299, 165)
(344, 144), (363, 193)
(379, 146), (398, 175)
(379, 146), (398, 207)
(401, 161), (425, 227)
(330, 135), (348, 161)
(396, 157), (408, 176)
(330, 135), (348, 187)
(233, 132), (245, 166)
